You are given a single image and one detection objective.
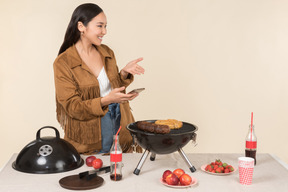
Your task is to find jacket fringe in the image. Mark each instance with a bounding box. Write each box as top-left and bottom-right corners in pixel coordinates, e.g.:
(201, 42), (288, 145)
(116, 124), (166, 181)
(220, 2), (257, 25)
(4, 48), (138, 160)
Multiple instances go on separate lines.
(56, 85), (102, 144)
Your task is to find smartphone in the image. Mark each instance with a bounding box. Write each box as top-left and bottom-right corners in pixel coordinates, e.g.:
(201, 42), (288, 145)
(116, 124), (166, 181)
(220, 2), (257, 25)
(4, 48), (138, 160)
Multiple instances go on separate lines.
(128, 88), (145, 94)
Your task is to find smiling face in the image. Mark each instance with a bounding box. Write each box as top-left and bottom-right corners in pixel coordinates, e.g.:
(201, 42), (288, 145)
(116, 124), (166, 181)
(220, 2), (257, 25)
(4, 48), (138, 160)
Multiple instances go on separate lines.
(78, 12), (107, 46)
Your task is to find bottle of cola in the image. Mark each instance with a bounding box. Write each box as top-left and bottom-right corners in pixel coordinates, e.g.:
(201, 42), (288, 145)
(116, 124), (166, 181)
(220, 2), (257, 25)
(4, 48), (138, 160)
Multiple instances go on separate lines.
(110, 135), (123, 181)
(245, 125), (257, 165)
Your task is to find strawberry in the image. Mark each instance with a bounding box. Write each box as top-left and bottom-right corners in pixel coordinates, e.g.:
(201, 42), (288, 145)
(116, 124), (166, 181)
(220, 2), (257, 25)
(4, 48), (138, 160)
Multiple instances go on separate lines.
(213, 165), (218, 170)
(222, 163), (228, 168)
(228, 166), (234, 172)
(205, 165), (211, 171)
(215, 159), (222, 165)
(211, 170), (216, 173)
(224, 168), (230, 173)
(219, 166), (224, 172)
(206, 165), (213, 172)
(215, 167), (222, 173)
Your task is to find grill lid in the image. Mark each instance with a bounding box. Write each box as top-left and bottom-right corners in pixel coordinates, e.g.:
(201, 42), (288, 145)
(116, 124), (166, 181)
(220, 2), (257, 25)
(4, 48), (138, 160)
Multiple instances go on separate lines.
(12, 126), (84, 174)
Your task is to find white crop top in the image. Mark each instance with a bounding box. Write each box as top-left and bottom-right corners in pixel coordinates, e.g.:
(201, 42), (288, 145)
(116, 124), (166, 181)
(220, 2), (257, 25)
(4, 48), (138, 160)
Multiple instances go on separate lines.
(97, 67), (112, 97)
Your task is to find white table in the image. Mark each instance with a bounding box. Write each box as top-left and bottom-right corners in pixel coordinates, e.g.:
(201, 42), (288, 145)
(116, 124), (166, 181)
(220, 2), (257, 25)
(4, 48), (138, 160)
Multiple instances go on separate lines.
(1, 153), (288, 191)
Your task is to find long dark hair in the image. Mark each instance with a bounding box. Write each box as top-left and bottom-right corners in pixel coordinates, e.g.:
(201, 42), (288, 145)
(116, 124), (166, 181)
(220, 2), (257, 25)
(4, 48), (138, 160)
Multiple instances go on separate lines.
(58, 3), (103, 55)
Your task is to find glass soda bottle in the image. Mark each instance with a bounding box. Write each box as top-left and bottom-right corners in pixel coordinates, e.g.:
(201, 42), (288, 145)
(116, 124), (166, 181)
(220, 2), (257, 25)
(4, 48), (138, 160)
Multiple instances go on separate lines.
(110, 135), (123, 181)
(245, 125), (257, 165)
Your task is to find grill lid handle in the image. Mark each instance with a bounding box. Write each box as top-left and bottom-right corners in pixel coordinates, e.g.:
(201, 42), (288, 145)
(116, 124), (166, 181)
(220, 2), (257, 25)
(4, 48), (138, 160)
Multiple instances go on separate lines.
(36, 126), (60, 140)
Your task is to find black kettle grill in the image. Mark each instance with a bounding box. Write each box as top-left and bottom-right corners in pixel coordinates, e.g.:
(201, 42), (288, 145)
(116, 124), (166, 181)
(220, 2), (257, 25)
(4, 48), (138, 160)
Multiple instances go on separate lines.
(12, 126), (84, 174)
(127, 120), (198, 175)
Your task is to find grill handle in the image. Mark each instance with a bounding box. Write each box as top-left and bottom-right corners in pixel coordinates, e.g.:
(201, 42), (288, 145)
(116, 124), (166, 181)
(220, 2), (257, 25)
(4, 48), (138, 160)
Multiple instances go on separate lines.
(36, 126), (60, 140)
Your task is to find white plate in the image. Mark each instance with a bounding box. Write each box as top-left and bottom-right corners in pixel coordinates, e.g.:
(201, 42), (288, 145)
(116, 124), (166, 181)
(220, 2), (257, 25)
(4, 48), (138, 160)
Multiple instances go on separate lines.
(160, 177), (198, 188)
(201, 164), (237, 175)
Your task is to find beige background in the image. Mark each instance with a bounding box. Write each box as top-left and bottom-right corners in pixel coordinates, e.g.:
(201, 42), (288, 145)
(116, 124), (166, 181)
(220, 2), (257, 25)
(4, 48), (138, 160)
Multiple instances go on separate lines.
(1, 0), (288, 169)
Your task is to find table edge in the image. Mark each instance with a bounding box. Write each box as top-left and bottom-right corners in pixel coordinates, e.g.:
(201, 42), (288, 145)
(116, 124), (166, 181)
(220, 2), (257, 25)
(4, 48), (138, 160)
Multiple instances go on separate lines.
(270, 153), (288, 170)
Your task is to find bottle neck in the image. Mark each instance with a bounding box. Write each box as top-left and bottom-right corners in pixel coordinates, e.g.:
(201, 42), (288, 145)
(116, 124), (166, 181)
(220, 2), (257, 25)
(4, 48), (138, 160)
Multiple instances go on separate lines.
(111, 135), (122, 152)
(113, 135), (119, 140)
(248, 125), (256, 138)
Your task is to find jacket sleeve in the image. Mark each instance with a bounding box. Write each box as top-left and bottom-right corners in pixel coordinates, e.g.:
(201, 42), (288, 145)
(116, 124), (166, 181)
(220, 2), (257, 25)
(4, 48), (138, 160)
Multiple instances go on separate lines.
(53, 58), (108, 121)
(118, 65), (134, 87)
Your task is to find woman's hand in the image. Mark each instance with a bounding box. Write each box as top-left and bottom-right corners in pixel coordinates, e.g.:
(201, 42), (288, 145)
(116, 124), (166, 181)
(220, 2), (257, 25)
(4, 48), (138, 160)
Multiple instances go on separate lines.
(120, 57), (145, 78)
(101, 87), (139, 106)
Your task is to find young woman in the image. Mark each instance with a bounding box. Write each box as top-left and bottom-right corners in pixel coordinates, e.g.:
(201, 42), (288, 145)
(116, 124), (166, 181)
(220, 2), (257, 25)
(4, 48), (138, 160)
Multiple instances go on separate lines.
(53, 3), (144, 154)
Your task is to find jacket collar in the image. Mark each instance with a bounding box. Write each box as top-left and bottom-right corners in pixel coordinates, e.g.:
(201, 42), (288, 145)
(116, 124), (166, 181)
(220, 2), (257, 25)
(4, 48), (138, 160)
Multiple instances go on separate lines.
(66, 44), (112, 69)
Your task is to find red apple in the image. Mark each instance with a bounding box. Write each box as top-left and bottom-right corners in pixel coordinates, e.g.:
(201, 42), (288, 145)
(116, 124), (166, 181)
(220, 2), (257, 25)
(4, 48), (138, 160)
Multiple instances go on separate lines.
(162, 170), (172, 181)
(179, 174), (192, 185)
(92, 158), (103, 169)
(85, 156), (96, 167)
(173, 168), (185, 178)
(165, 173), (179, 185)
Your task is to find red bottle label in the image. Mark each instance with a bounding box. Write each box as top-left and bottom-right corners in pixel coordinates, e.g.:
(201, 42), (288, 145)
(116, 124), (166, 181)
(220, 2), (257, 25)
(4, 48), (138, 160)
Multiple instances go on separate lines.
(110, 153), (122, 162)
(246, 141), (257, 149)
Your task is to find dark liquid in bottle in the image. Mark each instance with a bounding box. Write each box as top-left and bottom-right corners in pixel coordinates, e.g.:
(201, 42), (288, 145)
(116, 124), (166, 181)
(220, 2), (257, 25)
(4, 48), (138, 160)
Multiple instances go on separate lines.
(110, 174), (122, 181)
(245, 149), (257, 165)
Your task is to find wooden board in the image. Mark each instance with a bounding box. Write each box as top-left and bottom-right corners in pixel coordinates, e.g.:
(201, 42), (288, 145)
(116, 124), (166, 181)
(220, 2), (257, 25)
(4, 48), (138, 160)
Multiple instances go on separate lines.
(59, 175), (104, 190)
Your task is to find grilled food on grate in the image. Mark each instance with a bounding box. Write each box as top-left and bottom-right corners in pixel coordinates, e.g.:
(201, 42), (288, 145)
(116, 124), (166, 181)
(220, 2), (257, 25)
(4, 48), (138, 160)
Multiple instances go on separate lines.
(155, 119), (183, 129)
(136, 121), (170, 134)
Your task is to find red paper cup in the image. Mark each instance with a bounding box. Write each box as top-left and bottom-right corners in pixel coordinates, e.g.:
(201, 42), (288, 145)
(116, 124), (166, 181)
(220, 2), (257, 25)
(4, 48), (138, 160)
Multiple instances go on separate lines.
(238, 157), (254, 185)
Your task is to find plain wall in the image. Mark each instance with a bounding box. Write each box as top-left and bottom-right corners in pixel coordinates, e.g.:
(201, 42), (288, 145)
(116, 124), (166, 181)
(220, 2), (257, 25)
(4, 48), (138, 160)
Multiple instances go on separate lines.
(1, 0), (288, 169)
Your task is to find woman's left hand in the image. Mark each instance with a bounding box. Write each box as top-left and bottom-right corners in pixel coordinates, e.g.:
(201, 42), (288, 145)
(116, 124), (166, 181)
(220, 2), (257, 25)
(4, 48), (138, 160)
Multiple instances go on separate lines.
(126, 92), (139, 101)
(121, 57), (145, 77)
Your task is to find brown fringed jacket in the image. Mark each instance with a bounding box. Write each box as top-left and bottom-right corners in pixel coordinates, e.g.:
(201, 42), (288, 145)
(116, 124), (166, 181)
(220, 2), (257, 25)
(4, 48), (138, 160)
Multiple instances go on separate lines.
(53, 44), (136, 153)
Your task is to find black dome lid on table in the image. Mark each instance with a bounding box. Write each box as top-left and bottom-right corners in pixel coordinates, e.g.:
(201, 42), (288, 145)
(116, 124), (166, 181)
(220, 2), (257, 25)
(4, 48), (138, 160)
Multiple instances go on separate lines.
(12, 126), (84, 174)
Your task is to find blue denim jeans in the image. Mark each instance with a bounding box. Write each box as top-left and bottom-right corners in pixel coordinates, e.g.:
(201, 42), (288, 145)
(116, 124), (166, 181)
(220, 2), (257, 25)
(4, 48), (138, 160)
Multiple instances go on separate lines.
(100, 103), (121, 153)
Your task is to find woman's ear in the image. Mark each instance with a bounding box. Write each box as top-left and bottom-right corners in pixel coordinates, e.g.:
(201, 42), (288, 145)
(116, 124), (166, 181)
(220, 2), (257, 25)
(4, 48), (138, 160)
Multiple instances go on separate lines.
(77, 21), (85, 34)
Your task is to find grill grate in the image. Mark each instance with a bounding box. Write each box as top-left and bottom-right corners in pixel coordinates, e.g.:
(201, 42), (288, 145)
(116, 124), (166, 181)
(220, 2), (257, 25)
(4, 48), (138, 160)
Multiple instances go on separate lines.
(128, 120), (197, 135)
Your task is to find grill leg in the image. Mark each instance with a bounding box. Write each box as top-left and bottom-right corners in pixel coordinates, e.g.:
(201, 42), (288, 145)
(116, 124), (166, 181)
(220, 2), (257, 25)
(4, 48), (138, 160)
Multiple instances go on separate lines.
(178, 148), (196, 173)
(150, 153), (156, 161)
(133, 149), (150, 175)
